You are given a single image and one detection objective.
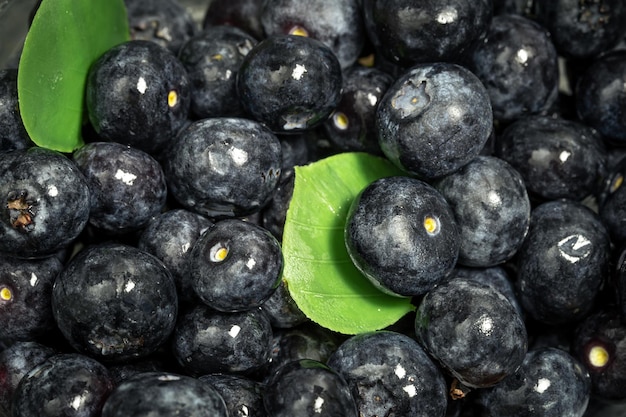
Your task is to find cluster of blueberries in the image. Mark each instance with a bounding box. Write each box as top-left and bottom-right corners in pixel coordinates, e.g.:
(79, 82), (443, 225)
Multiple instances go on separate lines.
(2, 0), (626, 416)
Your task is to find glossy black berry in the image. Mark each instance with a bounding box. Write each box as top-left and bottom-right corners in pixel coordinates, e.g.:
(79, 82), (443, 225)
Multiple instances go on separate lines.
(164, 117), (282, 218)
(322, 65), (393, 155)
(0, 147), (90, 258)
(327, 330), (448, 417)
(515, 200), (611, 325)
(0, 255), (63, 345)
(599, 158), (626, 246)
(496, 115), (608, 202)
(137, 208), (213, 301)
(434, 155), (531, 267)
(12, 353), (114, 417)
(202, 0), (265, 40)
(198, 373), (267, 417)
(376, 62), (493, 179)
(178, 25), (257, 118)
(263, 358), (358, 417)
(86, 39), (191, 155)
(572, 308), (626, 402)
(476, 347), (591, 417)
(362, 0), (492, 67)
(236, 34), (343, 133)
(172, 303), (273, 376)
(0, 69), (32, 151)
(576, 49), (626, 145)
(414, 277), (528, 391)
(345, 176), (459, 297)
(260, 0), (365, 69)
(260, 278), (307, 329)
(125, 0), (197, 55)
(101, 371), (228, 417)
(0, 341), (56, 416)
(72, 141), (168, 234)
(52, 243), (178, 363)
(189, 218), (283, 312)
(534, 0), (626, 60)
(469, 14), (559, 123)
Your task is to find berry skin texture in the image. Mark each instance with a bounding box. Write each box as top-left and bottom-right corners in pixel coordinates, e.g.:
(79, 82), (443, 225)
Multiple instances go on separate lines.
(376, 62), (493, 179)
(51, 243), (178, 363)
(476, 347), (591, 417)
(263, 359), (358, 417)
(0, 147), (91, 258)
(164, 117), (282, 218)
(414, 277), (528, 390)
(345, 176), (459, 297)
(433, 155), (531, 267)
(327, 330), (448, 417)
(86, 39), (191, 156)
(236, 35), (343, 133)
(190, 218), (283, 312)
(0, 69), (33, 151)
(515, 200), (611, 325)
(101, 371), (228, 417)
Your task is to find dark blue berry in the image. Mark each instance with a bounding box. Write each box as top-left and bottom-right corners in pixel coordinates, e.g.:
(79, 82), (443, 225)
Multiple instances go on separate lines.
(345, 176), (459, 297)
(0, 69), (32, 151)
(202, 0), (265, 40)
(52, 243), (178, 363)
(189, 218), (283, 312)
(376, 62), (493, 179)
(327, 330), (448, 417)
(199, 373), (267, 417)
(260, 278), (307, 329)
(164, 117), (282, 218)
(236, 35), (343, 133)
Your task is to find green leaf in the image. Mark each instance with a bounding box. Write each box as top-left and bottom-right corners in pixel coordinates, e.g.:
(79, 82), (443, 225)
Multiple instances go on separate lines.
(17, 0), (129, 152)
(282, 152), (416, 335)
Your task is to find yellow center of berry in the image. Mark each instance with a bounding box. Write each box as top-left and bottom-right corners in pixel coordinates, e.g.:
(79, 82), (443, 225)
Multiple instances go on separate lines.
(588, 345), (610, 368)
(210, 243), (229, 263)
(168, 90), (178, 108)
(289, 26), (309, 37)
(333, 112), (349, 130)
(610, 173), (623, 193)
(424, 216), (439, 235)
(0, 287), (12, 301)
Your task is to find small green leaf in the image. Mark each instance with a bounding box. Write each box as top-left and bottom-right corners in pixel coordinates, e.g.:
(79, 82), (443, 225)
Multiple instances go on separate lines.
(282, 152), (416, 335)
(17, 0), (129, 152)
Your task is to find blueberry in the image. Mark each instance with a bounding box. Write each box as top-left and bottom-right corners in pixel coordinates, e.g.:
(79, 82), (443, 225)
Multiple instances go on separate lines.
(263, 358), (358, 417)
(260, 167), (295, 241)
(0, 341), (56, 416)
(476, 347), (591, 417)
(0, 147), (91, 258)
(236, 34), (343, 133)
(534, 0), (626, 60)
(0, 255), (63, 345)
(52, 243), (178, 363)
(101, 371), (228, 417)
(260, 0), (365, 69)
(12, 353), (114, 417)
(469, 14), (559, 123)
(322, 65), (394, 155)
(362, 0), (492, 67)
(433, 155), (531, 267)
(198, 373), (267, 417)
(86, 40), (191, 156)
(515, 199), (611, 325)
(178, 25), (258, 118)
(260, 278), (308, 329)
(414, 277), (528, 392)
(189, 218), (283, 312)
(327, 330), (448, 417)
(0, 69), (32, 151)
(202, 0), (265, 40)
(496, 115), (609, 202)
(345, 176), (459, 297)
(171, 303), (273, 376)
(72, 141), (168, 234)
(125, 0), (197, 55)
(575, 49), (626, 145)
(572, 308), (626, 402)
(137, 208), (213, 301)
(163, 117), (282, 218)
(376, 62), (493, 179)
